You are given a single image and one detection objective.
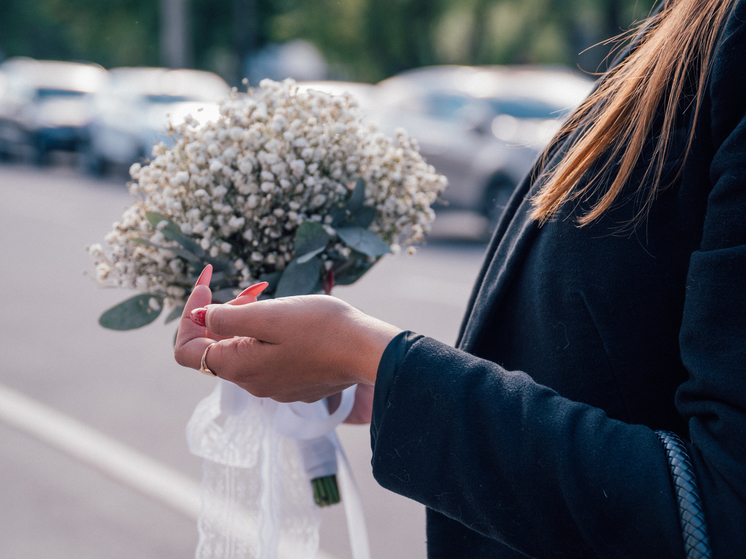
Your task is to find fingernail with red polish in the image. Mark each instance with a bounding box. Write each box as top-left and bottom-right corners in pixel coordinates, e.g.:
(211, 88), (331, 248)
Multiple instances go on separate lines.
(238, 281), (269, 298)
(195, 264), (213, 287)
(191, 308), (207, 327)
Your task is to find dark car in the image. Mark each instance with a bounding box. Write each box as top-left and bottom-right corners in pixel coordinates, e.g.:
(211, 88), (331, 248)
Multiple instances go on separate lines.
(0, 57), (107, 164)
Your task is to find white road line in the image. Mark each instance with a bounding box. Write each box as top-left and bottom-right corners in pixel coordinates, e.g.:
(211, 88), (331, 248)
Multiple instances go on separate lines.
(0, 382), (202, 517)
(0, 383), (339, 559)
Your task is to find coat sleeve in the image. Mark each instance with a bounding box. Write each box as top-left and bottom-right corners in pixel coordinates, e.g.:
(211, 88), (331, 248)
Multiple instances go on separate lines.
(369, 5), (746, 558)
(370, 332), (685, 558)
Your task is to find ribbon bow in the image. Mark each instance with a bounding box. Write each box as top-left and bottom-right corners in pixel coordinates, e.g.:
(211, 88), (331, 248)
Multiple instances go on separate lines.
(187, 380), (370, 559)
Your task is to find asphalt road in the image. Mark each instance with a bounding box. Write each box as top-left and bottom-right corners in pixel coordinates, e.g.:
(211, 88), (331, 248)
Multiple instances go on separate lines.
(0, 161), (488, 559)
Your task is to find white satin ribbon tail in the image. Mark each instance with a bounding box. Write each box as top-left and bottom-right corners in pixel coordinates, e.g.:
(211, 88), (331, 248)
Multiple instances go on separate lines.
(187, 380), (370, 559)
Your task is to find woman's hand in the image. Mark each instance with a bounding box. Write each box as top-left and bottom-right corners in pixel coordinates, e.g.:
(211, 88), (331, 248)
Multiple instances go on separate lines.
(174, 269), (402, 408)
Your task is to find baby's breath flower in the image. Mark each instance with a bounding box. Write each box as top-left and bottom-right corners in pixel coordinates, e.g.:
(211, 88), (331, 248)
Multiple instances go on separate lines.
(89, 78), (447, 307)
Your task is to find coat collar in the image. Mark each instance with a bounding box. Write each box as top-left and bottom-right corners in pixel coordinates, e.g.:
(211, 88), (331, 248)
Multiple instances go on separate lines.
(455, 159), (544, 353)
(454, 0), (667, 352)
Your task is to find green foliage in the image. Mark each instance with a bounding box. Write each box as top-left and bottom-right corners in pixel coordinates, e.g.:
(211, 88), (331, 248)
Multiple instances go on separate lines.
(336, 227), (391, 258)
(144, 212), (233, 275)
(164, 304), (185, 323)
(0, 0), (158, 67)
(293, 221), (331, 264)
(275, 256), (324, 297)
(272, 179), (389, 298)
(97, 178), (393, 328)
(1, 0), (656, 82)
(99, 293), (164, 330)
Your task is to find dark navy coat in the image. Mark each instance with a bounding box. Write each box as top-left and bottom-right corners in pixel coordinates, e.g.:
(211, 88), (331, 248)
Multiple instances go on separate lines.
(370, 0), (746, 556)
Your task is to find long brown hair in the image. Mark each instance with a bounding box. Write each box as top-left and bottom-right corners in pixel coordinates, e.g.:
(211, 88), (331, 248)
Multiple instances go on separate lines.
(530, 0), (737, 227)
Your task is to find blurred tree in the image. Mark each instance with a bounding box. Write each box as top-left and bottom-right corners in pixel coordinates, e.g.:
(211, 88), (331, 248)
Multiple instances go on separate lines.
(362, 0), (451, 79)
(161, 0), (191, 68)
(0, 0), (159, 68)
(439, 0), (658, 71)
(0, 0), (658, 83)
(262, 0), (657, 80)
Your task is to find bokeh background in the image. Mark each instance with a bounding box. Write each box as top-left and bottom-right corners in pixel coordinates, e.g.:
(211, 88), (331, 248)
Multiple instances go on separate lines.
(1, 0), (657, 84)
(0, 1), (656, 558)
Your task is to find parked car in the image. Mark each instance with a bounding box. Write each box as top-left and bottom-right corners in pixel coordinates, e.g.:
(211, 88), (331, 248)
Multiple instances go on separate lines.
(373, 65), (595, 233)
(82, 67), (229, 175)
(0, 57), (108, 164)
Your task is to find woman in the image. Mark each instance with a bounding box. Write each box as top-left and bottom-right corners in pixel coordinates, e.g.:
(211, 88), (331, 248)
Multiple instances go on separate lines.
(174, 0), (746, 556)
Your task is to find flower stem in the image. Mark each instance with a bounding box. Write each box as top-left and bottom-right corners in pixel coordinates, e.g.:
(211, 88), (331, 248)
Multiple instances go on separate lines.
(312, 475), (340, 507)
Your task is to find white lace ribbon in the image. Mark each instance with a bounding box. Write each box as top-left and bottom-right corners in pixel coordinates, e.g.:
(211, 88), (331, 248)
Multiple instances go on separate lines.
(187, 379), (370, 559)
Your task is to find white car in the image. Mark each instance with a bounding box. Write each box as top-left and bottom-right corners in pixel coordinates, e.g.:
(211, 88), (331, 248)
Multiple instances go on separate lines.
(0, 57), (108, 164)
(373, 65), (595, 233)
(83, 67), (229, 175)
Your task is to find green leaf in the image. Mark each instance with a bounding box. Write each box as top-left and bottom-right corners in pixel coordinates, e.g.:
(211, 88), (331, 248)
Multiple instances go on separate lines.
(145, 212), (235, 274)
(294, 221), (330, 262)
(205, 270), (237, 291)
(146, 212), (206, 258)
(330, 205), (348, 227)
(212, 288), (238, 303)
(348, 206), (376, 228)
(99, 294), (164, 330)
(259, 271), (283, 295)
(165, 304), (184, 324)
(334, 257), (375, 286)
(331, 179), (369, 227)
(297, 246), (326, 264)
(345, 178), (366, 213)
(132, 237), (203, 266)
(337, 227), (391, 258)
(275, 256), (323, 297)
(204, 256), (234, 275)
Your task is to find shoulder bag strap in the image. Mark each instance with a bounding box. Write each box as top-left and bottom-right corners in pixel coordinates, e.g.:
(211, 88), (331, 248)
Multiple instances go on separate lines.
(655, 430), (712, 559)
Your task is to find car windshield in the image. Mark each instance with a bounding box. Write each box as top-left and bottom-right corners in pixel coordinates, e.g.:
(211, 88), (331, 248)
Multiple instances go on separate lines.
(146, 94), (191, 103)
(425, 94), (471, 120)
(487, 97), (569, 119)
(35, 88), (87, 99)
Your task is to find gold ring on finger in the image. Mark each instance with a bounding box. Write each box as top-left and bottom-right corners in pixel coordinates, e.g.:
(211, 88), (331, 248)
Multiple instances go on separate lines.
(199, 343), (218, 377)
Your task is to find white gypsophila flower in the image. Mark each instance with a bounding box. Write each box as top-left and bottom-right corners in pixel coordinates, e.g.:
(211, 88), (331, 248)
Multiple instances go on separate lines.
(89, 78), (447, 308)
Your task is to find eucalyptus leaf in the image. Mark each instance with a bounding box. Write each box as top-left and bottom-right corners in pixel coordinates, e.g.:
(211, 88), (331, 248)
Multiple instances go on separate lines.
(132, 237), (204, 266)
(212, 288), (238, 303)
(99, 294), (164, 330)
(275, 256), (323, 297)
(337, 227), (391, 258)
(259, 271), (283, 295)
(205, 256), (234, 275)
(330, 204), (348, 227)
(330, 179), (368, 227)
(345, 178), (366, 213)
(207, 270), (230, 289)
(334, 258), (376, 286)
(165, 305), (185, 324)
(294, 221), (330, 260)
(348, 206), (376, 228)
(297, 246), (326, 264)
(145, 212), (211, 262)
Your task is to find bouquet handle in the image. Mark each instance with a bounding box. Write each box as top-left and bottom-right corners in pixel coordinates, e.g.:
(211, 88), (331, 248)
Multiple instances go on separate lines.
(187, 381), (371, 559)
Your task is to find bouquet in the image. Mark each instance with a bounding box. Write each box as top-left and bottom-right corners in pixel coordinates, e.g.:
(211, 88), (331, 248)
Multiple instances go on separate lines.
(88, 78), (446, 525)
(89, 78), (446, 327)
